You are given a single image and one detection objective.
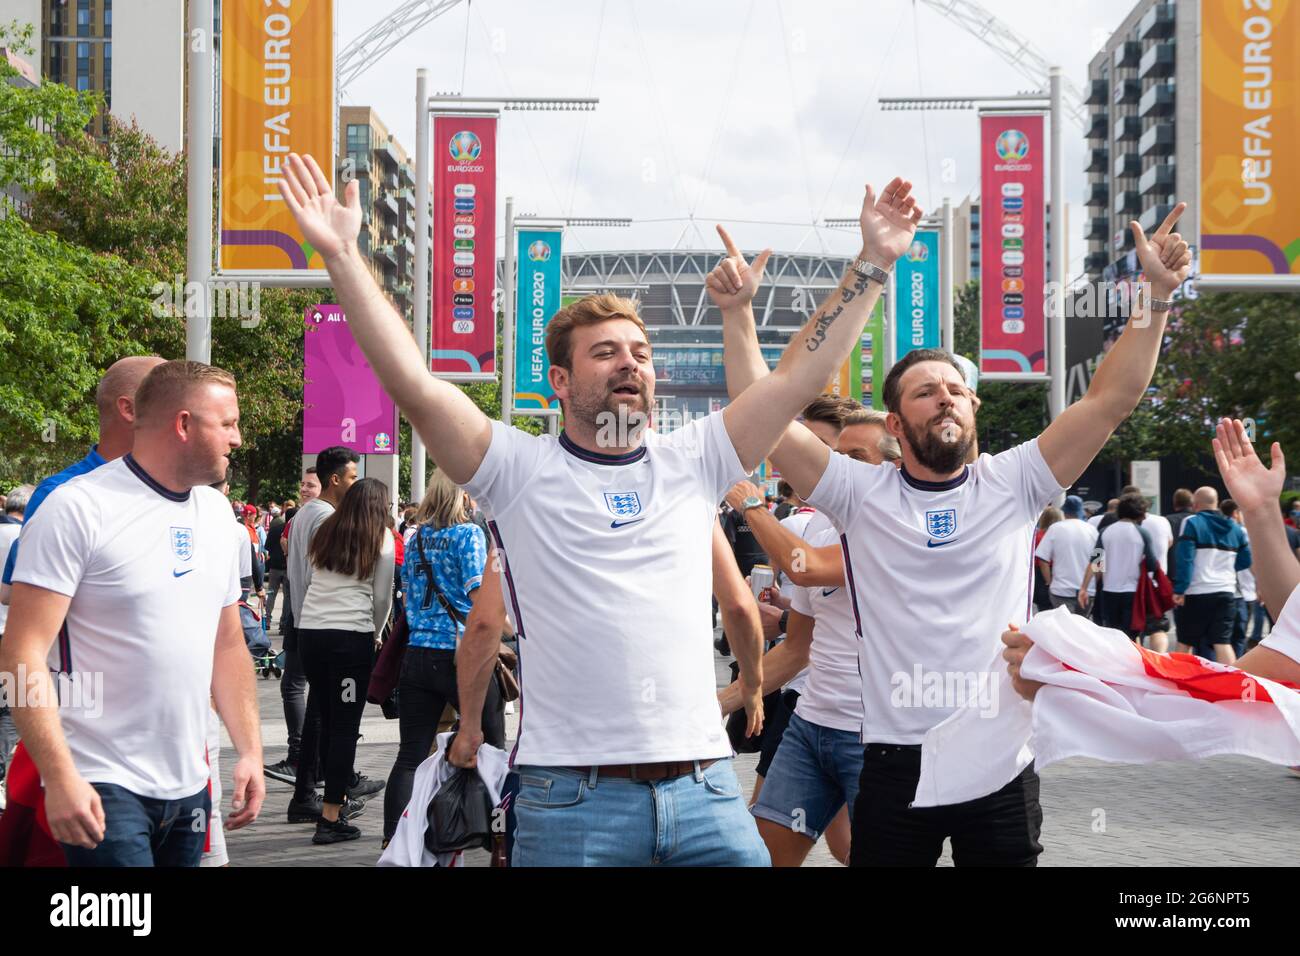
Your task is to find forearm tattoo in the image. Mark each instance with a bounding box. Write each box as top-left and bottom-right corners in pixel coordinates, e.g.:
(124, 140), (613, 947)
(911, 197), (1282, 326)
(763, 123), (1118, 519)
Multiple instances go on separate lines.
(805, 270), (871, 352)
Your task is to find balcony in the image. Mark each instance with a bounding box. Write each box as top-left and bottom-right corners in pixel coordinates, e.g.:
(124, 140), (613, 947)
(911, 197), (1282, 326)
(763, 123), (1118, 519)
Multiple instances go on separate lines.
(1113, 226), (1135, 252)
(1086, 181), (1109, 206)
(1085, 250), (1110, 275)
(398, 187), (414, 206)
(1113, 40), (1141, 69)
(1139, 2), (1175, 41)
(1085, 78), (1108, 105)
(346, 155), (371, 178)
(1139, 82), (1175, 117)
(393, 282), (412, 300)
(1087, 216), (1110, 240)
(377, 140), (401, 168)
(1139, 41), (1175, 79)
(405, 212), (416, 233)
(1139, 202), (1175, 234)
(1086, 110), (1108, 140)
(1112, 78), (1141, 104)
(1139, 123), (1175, 156)
(1114, 190), (1142, 216)
(1113, 115), (1142, 141)
(374, 243), (397, 266)
(399, 162), (415, 186)
(1113, 151), (1141, 179)
(1138, 162), (1175, 195)
(1084, 147), (1109, 172)
(379, 192), (399, 218)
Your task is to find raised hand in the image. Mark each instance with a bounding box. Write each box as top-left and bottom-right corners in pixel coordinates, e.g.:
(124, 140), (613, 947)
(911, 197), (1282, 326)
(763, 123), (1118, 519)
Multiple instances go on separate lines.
(1213, 417), (1285, 514)
(707, 225), (772, 311)
(277, 153), (363, 264)
(859, 177), (923, 268)
(1130, 201), (1191, 298)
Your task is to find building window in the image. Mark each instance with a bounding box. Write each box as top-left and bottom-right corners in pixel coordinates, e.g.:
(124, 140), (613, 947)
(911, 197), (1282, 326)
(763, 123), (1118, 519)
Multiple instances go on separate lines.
(77, 75), (89, 91)
(347, 123), (371, 154)
(78, 0), (91, 36)
(105, 0), (112, 29)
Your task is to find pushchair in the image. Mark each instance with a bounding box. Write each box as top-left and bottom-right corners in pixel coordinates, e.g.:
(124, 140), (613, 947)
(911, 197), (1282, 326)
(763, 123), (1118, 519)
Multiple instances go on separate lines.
(239, 601), (283, 679)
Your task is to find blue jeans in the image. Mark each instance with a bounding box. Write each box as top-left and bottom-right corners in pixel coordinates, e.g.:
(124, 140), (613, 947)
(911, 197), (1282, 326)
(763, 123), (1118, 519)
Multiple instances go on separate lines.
(60, 782), (211, 867)
(751, 712), (863, 840)
(512, 759), (770, 867)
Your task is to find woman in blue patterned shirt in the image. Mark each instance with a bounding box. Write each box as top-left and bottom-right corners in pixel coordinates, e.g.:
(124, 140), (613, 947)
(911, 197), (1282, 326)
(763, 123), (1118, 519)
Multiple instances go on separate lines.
(382, 470), (507, 844)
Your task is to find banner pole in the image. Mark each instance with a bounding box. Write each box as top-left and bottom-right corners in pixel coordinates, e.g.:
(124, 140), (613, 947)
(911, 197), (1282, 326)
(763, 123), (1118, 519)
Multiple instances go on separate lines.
(186, 0), (214, 363)
(411, 68), (430, 500)
(1049, 67), (1067, 420)
(502, 197), (516, 426)
(941, 197), (954, 354)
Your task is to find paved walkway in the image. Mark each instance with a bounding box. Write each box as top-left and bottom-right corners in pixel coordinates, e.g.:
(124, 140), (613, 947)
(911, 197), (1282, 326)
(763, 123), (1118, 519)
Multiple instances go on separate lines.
(217, 625), (1300, 867)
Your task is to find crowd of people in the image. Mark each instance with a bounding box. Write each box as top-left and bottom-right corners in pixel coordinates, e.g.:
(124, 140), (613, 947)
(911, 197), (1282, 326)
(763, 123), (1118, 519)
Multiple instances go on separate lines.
(1, 157), (1299, 869)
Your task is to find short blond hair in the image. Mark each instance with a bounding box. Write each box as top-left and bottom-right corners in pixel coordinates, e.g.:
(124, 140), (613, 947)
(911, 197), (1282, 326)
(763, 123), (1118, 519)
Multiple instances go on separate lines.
(133, 360), (237, 424)
(545, 294), (648, 370)
(414, 469), (468, 530)
(842, 406), (887, 428)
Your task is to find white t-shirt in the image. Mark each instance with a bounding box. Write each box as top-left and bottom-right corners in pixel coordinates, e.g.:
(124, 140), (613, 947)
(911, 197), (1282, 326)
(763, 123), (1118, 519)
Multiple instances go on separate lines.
(788, 512), (862, 734)
(776, 508), (818, 598)
(1141, 513), (1173, 573)
(463, 413), (746, 765)
(807, 439), (1064, 744)
(12, 455), (240, 799)
(1034, 518), (1098, 597)
(0, 519), (21, 631)
(1096, 520), (1147, 593)
(1262, 585), (1300, 664)
(1088, 513), (1108, 528)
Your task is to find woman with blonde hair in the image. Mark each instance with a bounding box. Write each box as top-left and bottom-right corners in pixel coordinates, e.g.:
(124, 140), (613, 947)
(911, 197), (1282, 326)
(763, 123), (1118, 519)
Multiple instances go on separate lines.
(382, 470), (507, 845)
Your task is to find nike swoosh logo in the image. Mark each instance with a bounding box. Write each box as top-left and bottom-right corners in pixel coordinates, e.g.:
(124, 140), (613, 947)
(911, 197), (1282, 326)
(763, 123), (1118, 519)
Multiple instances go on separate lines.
(926, 538), (957, 548)
(610, 519), (644, 529)
(822, 587), (840, 597)
(173, 568), (194, 577)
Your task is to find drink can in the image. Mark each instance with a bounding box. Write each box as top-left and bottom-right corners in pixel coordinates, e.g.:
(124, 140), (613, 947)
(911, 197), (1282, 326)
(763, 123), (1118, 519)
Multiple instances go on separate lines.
(750, 564), (775, 600)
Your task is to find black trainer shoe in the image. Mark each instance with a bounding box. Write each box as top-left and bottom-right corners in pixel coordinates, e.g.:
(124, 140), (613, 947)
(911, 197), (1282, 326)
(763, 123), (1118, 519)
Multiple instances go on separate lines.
(341, 796), (367, 821)
(287, 792), (323, 824)
(264, 758), (298, 786)
(346, 773), (384, 800)
(312, 816), (361, 845)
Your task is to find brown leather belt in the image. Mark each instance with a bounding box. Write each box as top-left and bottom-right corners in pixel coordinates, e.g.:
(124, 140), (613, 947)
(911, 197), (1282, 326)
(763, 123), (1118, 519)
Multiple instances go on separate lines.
(574, 758), (719, 782)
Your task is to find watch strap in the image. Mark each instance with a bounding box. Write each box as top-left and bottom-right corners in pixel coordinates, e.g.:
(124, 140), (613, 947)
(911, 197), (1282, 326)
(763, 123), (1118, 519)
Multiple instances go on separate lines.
(850, 258), (890, 286)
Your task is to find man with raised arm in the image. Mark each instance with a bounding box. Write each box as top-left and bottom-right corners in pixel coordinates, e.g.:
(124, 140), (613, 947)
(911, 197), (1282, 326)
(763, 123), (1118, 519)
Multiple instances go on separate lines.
(710, 205), (1192, 866)
(277, 153), (921, 865)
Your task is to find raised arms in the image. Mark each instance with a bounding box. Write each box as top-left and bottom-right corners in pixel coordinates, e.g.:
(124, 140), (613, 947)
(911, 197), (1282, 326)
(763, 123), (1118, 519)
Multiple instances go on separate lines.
(719, 179), (921, 485)
(1037, 204), (1192, 488)
(278, 154), (491, 485)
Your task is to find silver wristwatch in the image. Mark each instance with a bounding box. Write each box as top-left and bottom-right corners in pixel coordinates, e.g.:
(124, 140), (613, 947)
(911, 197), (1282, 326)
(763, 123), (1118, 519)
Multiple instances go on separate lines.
(850, 258), (890, 286)
(1147, 296), (1175, 313)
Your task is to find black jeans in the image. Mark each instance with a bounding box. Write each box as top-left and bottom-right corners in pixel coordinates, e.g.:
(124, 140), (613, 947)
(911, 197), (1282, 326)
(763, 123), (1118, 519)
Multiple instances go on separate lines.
(382, 646), (506, 841)
(293, 628), (374, 805)
(280, 638), (308, 766)
(850, 744), (1043, 867)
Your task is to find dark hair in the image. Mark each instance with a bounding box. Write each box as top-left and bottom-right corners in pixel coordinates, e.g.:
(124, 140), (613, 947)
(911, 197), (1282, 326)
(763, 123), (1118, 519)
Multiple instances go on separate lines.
(881, 349), (965, 414)
(777, 481), (794, 499)
(801, 396), (847, 430)
(314, 447), (359, 487)
(1116, 492), (1148, 522)
(1173, 488), (1194, 510)
(304, 467), (318, 476)
(308, 478), (390, 580)
(1120, 484), (1142, 496)
(1221, 499), (1239, 519)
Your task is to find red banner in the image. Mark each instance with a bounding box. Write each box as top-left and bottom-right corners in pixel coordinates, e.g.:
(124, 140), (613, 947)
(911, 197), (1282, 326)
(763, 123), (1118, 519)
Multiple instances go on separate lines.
(979, 113), (1046, 375)
(431, 115), (498, 378)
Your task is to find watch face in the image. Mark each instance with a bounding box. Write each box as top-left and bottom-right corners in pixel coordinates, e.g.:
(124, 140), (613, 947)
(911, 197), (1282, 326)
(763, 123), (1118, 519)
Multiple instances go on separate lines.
(743, 496), (763, 510)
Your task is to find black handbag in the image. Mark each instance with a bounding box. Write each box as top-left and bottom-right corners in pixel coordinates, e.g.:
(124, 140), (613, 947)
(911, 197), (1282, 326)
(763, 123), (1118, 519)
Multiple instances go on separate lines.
(425, 758), (495, 854)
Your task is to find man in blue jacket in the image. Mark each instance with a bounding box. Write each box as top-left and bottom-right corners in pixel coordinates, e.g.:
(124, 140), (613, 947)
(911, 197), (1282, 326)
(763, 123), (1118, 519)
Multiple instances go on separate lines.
(1173, 486), (1252, 663)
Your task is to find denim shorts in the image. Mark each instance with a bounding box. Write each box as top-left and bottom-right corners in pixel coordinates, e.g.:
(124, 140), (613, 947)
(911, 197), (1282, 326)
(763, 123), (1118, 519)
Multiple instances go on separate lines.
(751, 712), (863, 840)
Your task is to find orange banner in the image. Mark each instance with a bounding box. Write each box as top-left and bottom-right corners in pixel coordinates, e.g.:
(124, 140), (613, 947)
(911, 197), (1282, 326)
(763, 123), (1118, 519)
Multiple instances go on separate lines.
(220, 0), (334, 272)
(1201, 0), (1300, 279)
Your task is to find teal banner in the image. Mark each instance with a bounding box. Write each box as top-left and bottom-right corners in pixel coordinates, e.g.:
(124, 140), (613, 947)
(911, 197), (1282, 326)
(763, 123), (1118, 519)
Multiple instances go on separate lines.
(513, 228), (563, 411)
(895, 229), (941, 359)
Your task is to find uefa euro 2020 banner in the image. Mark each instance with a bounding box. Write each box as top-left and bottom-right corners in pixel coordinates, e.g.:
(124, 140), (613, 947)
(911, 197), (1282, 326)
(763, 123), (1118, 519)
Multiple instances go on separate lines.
(513, 228), (563, 412)
(432, 116), (498, 380)
(979, 113), (1046, 376)
(894, 229), (941, 361)
(1200, 0), (1300, 285)
(303, 306), (397, 456)
(220, 0), (334, 274)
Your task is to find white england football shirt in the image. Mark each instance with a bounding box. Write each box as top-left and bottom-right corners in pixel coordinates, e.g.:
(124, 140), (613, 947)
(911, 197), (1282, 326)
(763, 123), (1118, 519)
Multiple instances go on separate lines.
(787, 512), (863, 734)
(463, 412), (747, 765)
(1034, 518), (1098, 597)
(12, 455), (240, 799)
(807, 439), (1064, 744)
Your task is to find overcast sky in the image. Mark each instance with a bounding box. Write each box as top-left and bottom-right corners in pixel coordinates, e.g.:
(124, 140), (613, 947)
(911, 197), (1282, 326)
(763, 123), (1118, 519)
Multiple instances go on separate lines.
(337, 0), (1141, 276)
